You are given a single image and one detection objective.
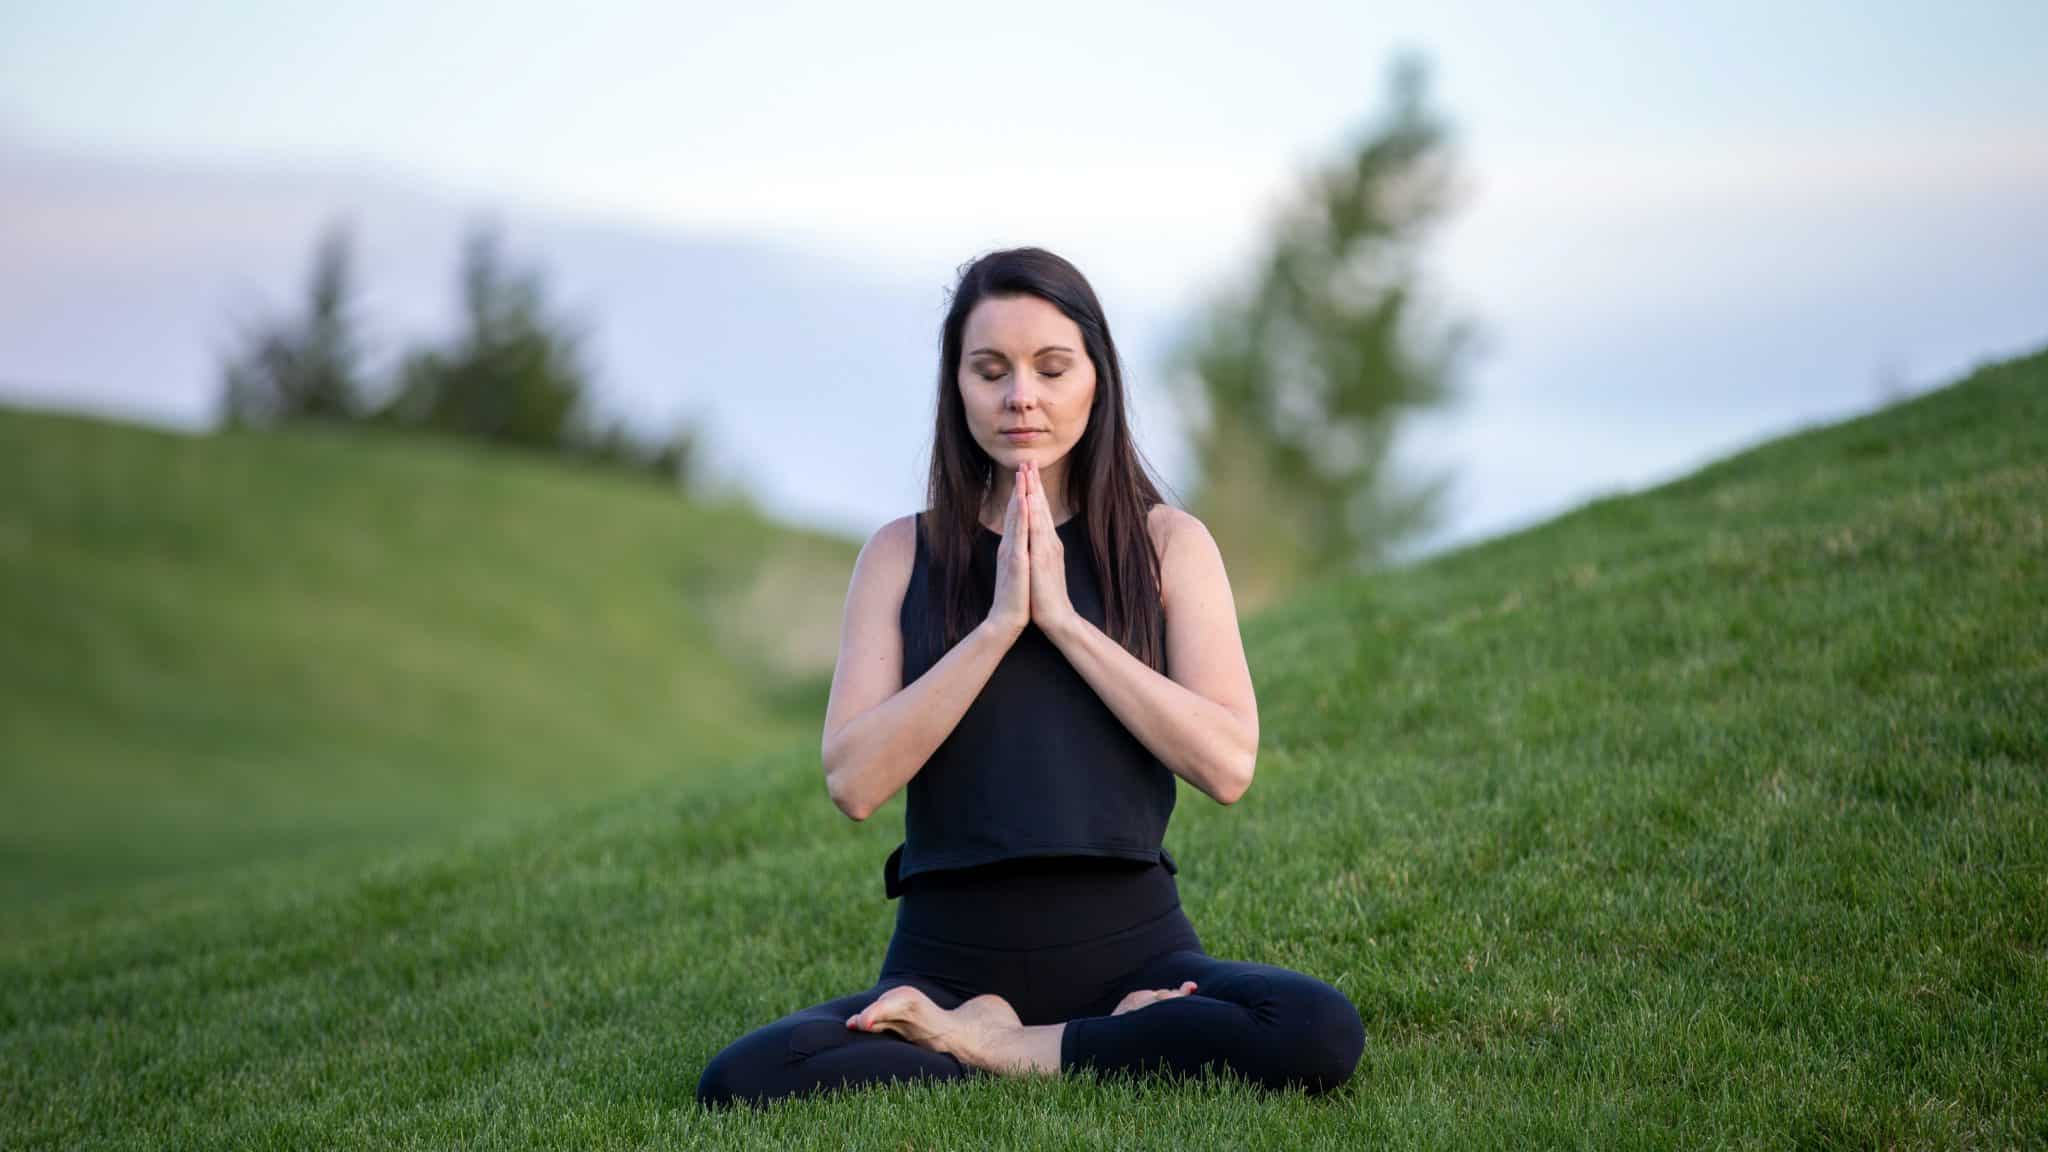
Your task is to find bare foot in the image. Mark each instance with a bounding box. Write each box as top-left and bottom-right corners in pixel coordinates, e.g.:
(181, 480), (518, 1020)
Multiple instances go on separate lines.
(847, 986), (1021, 1069)
(1110, 981), (1198, 1015)
(849, 983), (1192, 1078)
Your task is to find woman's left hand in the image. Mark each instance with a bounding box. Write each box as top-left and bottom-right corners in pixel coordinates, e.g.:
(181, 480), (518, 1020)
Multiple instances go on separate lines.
(1023, 460), (1078, 636)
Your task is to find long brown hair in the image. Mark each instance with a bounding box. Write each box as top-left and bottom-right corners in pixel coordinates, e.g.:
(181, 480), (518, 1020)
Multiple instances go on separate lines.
(919, 247), (1175, 673)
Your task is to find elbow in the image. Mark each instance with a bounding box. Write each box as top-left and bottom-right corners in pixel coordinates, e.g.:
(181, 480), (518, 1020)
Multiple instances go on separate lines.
(823, 763), (875, 822)
(827, 774), (874, 822)
(1212, 747), (1256, 806)
(1210, 713), (1258, 806)
(837, 790), (876, 823)
(821, 738), (874, 822)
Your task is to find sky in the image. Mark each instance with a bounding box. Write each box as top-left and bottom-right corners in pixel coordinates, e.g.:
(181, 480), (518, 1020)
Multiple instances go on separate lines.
(4, 0), (2046, 557)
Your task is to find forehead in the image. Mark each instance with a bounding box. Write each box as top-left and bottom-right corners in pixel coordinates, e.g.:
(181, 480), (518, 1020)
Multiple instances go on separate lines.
(963, 294), (1082, 354)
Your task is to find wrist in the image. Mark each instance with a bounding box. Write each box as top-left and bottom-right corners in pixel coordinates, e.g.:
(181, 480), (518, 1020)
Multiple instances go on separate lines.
(1041, 609), (1085, 646)
(981, 614), (1027, 646)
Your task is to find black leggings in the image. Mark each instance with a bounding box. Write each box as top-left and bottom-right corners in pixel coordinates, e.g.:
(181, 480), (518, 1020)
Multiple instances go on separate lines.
(696, 856), (1365, 1108)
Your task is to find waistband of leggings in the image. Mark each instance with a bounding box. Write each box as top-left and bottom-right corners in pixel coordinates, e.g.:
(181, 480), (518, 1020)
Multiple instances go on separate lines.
(892, 854), (1181, 950)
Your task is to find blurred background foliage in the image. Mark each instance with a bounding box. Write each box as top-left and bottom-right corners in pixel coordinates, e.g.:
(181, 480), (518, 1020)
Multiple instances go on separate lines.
(221, 219), (707, 491)
(1171, 55), (1477, 611)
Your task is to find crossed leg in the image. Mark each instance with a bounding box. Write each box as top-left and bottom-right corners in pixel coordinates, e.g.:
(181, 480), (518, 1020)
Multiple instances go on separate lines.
(1059, 950), (1366, 1094)
(699, 953), (1365, 1108)
(846, 951), (1365, 1096)
(695, 974), (978, 1109)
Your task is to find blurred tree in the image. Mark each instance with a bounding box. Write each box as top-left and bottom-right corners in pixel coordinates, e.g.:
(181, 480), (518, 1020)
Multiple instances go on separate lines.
(564, 407), (708, 491)
(219, 221), (368, 427)
(219, 215), (709, 492)
(646, 417), (705, 490)
(1167, 53), (1480, 606)
(375, 222), (590, 453)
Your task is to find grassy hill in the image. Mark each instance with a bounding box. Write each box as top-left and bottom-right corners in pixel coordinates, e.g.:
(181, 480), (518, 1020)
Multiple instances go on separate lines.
(0, 412), (855, 903)
(3, 347), (2044, 1148)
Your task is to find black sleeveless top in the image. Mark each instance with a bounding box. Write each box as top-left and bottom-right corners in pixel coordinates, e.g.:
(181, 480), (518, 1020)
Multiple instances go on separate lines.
(882, 508), (1179, 898)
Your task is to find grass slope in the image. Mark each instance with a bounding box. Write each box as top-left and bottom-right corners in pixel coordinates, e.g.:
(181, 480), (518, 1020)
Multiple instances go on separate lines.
(0, 413), (853, 904)
(3, 348), (2045, 1148)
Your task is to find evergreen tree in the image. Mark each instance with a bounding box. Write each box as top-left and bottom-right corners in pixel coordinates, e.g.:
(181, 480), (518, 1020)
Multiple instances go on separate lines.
(220, 221), (367, 427)
(1169, 53), (1480, 604)
(377, 223), (590, 452)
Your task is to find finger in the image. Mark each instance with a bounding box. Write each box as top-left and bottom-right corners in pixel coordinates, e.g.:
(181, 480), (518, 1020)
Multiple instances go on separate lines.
(1016, 469), (1030, 552)
(1003, 468), (1022, 540)
(1032, 465), (1050, 541)
(1023, 464), (1044, 534)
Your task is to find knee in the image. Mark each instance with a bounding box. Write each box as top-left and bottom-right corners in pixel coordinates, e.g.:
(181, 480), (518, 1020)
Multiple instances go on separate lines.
(1273, 978), (1366, 1094)
(696, 1037), (773, 1110)
(695, 1044), (745, 1110)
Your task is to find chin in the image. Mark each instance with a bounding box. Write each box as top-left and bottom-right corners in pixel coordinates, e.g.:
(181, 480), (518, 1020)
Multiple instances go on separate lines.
(988, 437), (1059, 465)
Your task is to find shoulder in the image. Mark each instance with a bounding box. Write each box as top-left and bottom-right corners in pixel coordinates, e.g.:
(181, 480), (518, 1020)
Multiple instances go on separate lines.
(853, 513), (919, 591)
(879, 512), (922, 557)
(1146, 502), (1212, 559)
(1145, 504), (1218, 614)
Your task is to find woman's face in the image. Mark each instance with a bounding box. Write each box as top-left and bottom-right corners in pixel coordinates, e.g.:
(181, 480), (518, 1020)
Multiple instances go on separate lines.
(957, 293), (1097, 473)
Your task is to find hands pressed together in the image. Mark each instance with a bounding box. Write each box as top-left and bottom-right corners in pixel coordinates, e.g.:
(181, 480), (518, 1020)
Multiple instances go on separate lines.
(989, 459), (1078, 640)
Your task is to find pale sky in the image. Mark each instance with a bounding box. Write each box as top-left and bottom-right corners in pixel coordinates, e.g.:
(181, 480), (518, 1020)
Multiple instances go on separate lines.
(5, 1), (2046, 556)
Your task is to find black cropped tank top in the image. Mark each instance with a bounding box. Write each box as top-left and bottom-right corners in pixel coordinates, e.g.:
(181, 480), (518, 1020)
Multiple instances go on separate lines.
(882, 508), (1179, 899)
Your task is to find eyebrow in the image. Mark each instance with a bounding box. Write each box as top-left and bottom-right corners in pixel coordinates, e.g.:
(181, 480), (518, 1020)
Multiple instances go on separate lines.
(968, 345), (1076, 358)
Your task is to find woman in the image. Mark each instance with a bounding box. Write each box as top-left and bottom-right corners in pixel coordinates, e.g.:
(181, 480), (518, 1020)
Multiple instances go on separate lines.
(696, 247), (1364, 1108)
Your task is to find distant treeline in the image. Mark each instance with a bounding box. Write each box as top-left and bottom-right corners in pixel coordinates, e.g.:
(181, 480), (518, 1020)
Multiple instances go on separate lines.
(219, 54), (1473, 590)
(218, 220), (703, 490)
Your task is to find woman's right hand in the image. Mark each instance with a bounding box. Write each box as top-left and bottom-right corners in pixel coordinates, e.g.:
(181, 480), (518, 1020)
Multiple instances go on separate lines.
(986, 465), (1031, 639)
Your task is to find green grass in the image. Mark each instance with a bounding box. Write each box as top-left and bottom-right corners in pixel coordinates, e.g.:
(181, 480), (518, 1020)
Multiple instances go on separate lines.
(0, 414), (853, 904)
(4, 346), (2046, 1148)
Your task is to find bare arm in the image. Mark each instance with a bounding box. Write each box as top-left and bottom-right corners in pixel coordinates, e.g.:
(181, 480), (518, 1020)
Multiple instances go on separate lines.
(1042, 506), (1260, 805)
(819, 515), (1024, 821)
